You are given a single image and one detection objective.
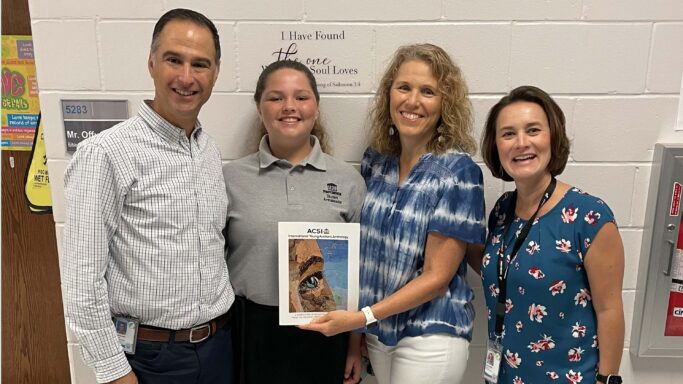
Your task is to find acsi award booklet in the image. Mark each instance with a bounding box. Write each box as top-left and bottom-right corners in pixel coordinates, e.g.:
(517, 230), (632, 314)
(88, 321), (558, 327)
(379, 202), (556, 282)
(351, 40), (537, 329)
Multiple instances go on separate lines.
(278, 222), (360, 325)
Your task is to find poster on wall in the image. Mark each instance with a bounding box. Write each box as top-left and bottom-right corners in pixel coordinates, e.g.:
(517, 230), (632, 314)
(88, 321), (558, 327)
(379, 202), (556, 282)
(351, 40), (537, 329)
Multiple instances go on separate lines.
(239, 25), (373, 94)
(2, 35), (39, 151)
(24, 113), (52, 214)
(278, 222), (360, 325)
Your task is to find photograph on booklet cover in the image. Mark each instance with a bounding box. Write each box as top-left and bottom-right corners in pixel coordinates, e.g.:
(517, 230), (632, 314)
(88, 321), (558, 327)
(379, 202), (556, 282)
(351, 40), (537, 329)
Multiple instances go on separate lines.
(278, 222), (359, 325)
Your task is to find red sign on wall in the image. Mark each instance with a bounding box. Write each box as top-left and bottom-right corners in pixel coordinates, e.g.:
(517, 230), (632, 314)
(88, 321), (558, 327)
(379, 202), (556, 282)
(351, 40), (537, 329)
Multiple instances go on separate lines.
(671, 182), (682, 216)
(665, 217), (683, 336)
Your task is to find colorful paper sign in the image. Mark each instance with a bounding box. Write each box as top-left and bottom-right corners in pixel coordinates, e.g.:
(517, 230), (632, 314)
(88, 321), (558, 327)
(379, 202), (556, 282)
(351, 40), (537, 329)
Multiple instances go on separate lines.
(2, 35), (40, 151)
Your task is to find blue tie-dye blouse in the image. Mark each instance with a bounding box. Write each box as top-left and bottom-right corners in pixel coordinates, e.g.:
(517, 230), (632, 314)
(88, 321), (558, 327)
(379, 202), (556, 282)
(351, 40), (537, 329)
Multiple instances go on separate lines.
(359, 148), (486, 346)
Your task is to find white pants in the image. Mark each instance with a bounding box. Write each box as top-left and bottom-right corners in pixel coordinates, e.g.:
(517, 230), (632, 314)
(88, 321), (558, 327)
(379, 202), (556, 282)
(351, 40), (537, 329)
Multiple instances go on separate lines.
(366, 333), (469, 384)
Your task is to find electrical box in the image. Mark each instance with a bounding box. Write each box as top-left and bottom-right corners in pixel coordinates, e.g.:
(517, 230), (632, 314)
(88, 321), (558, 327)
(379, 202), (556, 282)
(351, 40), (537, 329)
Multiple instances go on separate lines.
(631, 143), (683, 357)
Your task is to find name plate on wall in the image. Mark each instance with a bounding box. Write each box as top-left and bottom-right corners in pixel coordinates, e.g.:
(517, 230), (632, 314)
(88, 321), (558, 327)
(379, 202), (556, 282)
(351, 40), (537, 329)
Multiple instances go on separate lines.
(239, 24), (374, 94)
(62, 100), (128, 152)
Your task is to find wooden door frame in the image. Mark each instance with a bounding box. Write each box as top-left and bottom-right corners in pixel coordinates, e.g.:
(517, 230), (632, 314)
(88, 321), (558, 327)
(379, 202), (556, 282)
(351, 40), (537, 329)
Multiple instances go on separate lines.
(2, 0), (71, 382)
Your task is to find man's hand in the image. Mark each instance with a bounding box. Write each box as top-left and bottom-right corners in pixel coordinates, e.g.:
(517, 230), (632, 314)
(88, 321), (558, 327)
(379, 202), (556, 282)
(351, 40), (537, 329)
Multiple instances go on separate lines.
(109, 371), (138, 384)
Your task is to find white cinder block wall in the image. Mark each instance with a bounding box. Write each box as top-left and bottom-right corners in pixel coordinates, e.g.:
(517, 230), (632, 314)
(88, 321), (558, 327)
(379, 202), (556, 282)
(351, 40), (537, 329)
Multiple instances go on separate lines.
(27, 0), (683, 383)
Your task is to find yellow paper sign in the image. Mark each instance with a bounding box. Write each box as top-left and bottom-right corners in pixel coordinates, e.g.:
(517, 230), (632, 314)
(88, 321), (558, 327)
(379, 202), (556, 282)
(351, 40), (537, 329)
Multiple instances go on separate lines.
(25, 113), (52, 213)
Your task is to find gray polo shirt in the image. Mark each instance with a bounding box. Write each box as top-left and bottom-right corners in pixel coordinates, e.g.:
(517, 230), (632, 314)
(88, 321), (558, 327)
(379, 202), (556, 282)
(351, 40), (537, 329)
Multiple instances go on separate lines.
(224, 135), (367, 306)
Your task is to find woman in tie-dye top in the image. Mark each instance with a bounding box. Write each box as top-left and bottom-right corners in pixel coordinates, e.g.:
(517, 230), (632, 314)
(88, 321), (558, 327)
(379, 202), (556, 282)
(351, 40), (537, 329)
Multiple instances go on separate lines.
(301, 44), (486, 384)
(477, 86), (625, 384)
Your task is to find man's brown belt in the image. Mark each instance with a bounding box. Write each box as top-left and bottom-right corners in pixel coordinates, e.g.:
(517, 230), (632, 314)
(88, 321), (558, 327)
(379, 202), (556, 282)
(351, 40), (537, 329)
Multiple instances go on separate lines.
(136, 311), (231, 343)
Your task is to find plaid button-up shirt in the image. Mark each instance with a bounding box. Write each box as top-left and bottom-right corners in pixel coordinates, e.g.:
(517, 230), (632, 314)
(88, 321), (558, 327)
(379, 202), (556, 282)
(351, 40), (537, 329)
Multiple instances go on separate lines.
(62, 101), (234, 383)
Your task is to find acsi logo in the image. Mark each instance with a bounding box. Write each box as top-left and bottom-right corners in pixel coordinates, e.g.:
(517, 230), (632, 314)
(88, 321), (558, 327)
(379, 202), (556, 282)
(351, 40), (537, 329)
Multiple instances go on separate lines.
(674, 307), (683, 317)
(307, 228), (330, 235)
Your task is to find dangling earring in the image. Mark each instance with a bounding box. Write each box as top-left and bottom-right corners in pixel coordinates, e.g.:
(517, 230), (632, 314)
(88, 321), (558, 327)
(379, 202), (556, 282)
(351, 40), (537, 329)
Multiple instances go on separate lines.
(389, 125), (396, 136)
(437, 126), (445, 143)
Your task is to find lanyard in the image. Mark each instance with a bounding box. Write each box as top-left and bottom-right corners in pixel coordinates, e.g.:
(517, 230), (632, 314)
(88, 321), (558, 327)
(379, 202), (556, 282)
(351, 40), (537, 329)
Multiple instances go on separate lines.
(494, 177), (556, 337)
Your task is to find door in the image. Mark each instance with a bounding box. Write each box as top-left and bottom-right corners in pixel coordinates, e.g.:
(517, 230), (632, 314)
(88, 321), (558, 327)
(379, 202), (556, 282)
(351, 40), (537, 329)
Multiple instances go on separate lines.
(2, 0), (71, 382)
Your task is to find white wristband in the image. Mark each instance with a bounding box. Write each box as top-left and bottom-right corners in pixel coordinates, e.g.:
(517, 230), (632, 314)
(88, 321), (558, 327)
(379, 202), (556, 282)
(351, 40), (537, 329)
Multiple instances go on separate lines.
(361, 306), (377, 325)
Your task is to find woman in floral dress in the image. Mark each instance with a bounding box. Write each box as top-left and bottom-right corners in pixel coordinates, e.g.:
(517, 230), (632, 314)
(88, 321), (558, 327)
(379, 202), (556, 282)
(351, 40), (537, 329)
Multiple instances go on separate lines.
(477, 86), (625, 384)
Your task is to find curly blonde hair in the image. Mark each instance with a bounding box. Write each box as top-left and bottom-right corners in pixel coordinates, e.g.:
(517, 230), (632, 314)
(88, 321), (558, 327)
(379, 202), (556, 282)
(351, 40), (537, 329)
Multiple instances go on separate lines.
(368, 43), (475, 156)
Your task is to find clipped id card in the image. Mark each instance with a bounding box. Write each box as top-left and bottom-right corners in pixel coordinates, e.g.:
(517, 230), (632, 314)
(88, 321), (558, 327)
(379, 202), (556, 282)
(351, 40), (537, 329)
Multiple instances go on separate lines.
(483, 338), (502, 383)
(114, 316), (139, 354)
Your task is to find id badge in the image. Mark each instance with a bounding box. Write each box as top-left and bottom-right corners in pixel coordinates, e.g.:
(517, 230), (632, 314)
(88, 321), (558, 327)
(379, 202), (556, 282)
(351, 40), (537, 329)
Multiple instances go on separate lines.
(483, 338), (502, 383)
(114, 316), (139, 355)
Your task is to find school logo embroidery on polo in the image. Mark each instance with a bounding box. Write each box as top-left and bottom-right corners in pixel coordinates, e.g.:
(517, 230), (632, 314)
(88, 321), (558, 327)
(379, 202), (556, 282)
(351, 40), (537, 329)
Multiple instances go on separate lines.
(323, 183), (342, 204)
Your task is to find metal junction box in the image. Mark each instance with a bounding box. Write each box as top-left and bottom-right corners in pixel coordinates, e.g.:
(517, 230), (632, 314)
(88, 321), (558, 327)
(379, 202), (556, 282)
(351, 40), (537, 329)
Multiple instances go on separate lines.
(631, 143), (683, 357)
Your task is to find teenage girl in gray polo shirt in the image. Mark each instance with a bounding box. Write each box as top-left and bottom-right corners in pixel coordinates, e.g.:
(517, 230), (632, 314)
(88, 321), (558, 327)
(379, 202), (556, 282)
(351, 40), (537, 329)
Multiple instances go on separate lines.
(224, 60), (366, 384)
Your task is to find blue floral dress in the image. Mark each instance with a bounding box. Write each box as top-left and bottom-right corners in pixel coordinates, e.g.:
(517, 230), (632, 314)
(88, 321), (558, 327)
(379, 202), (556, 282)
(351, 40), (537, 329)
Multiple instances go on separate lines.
(482, 187), (616, 384)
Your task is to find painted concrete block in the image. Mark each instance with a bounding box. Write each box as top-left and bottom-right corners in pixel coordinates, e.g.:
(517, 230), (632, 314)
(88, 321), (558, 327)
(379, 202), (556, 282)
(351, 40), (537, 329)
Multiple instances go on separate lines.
(306, 0), (440, 21)
(630, 165), (651, 227)
(99, 22), (155, 91)
(46, 159), (68, 224)
(510, 24), (650, 94)
(164, 0), (304, 20)
(199, 93), (259, 160)
(647, 23), (683, 93)
(621, 230), (643, 290)
(572, 97), (679, 162)
(319, 96), (372, 162)
(376, 24), (512, 93)
(28, 0), (163, 19)
(31, 20), (101, 90)
(67, 343), (96, 384)
(583, 0), (683, 21)
(444, 0), (581, 21)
